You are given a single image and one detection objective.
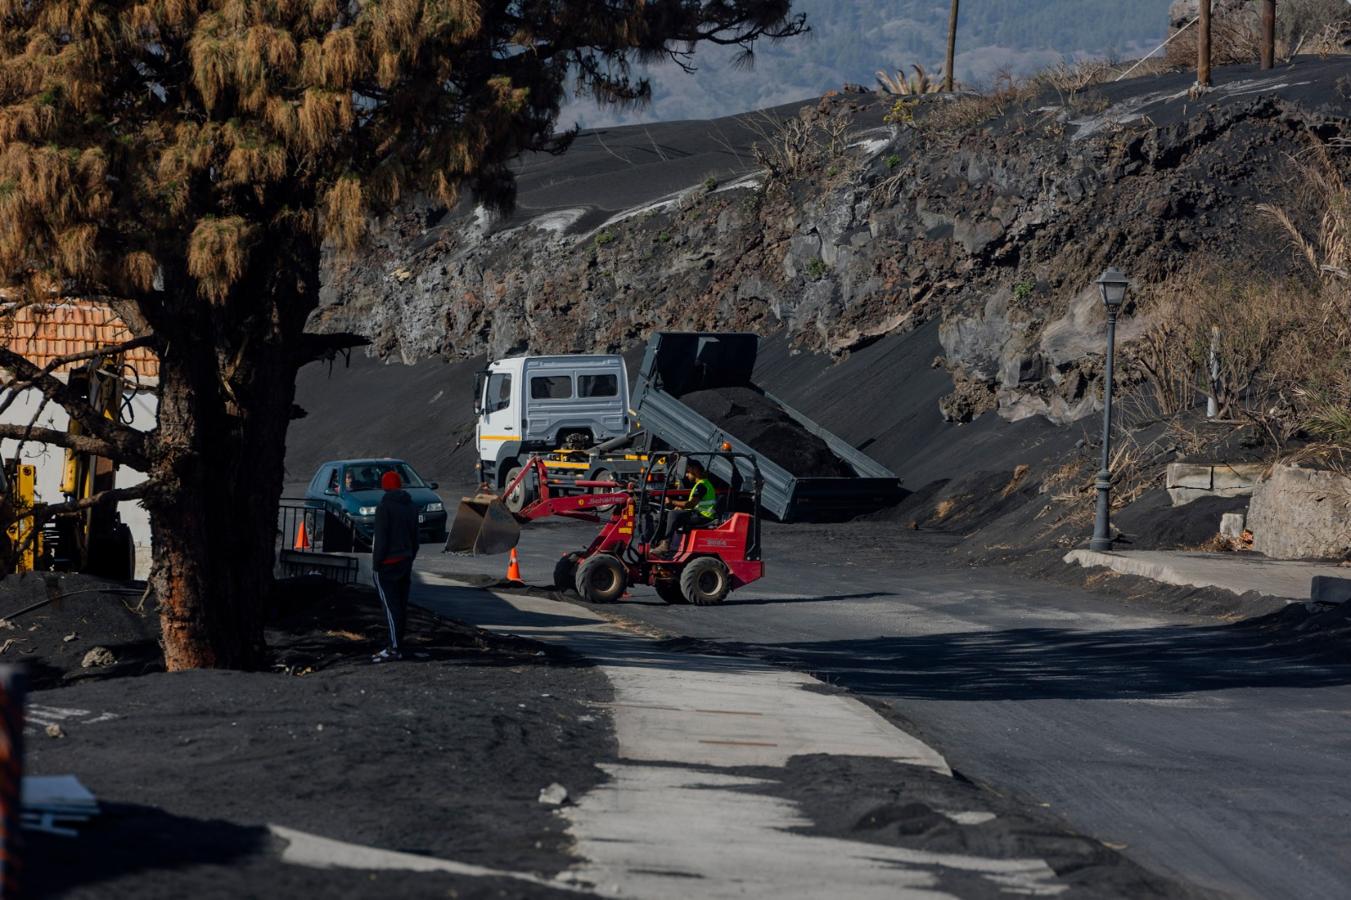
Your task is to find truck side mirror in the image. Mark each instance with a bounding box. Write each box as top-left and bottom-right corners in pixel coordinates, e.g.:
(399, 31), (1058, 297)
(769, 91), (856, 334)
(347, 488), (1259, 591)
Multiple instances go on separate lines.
(472, 370), (486, 415)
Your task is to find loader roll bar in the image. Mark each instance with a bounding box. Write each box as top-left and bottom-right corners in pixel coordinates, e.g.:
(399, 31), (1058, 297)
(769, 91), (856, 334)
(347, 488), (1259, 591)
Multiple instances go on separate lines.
(638, 450), (762, 562)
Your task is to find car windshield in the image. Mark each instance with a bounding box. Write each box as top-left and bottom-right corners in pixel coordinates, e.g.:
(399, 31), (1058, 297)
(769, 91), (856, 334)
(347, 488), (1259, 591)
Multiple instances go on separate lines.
(342, 462), (426, 491)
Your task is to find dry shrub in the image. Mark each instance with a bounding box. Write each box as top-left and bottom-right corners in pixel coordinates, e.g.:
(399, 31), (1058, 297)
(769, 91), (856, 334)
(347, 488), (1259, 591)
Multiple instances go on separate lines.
(1127, 141), (1351, 446)
(913, 71), (1036, 144)
(1253, 142), (1351, 453)
(1001, 464), (1031, 498)
(1166, 0), (1351, 67)
(1129, 262), (1303, 419)
(1042, 429), (1161, 524)
(1259, 143), (1350, 282)
(750, 110), (855, 187)
(1030, 59), (1122, 98)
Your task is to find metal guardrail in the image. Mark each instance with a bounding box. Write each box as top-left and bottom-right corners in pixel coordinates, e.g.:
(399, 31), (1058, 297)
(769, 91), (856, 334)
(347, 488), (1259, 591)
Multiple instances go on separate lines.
(276, 500), (364, 584)
(278, 500), (323, 551)
(276, 549), (361, 584)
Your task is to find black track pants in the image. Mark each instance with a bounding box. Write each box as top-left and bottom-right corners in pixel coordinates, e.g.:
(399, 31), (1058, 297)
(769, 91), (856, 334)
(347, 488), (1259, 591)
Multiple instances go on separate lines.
(373, 558), (413, 651)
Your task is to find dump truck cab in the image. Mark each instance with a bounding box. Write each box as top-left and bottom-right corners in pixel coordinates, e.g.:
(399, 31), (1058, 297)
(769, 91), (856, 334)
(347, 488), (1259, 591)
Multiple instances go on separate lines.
(474, 354), (630, 489)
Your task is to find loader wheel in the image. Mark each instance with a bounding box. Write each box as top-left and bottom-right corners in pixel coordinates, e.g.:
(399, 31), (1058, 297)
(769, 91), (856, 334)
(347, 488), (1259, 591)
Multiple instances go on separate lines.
(553, 552), (581, 595)
(503, 466), (535, 513)
(655, 581), (687, 605)
(575, 554), (626, 604)
(680, 557), (730, 606)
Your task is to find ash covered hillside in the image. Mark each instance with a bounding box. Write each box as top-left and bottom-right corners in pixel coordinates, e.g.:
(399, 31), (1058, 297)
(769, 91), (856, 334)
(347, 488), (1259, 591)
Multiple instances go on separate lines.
(297, 57), (1351, 546)
(316, 58), (1349, 428)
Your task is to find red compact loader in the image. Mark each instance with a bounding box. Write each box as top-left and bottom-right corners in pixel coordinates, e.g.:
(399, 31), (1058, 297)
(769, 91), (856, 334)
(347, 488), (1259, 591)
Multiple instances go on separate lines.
(447, 450), (764, 605)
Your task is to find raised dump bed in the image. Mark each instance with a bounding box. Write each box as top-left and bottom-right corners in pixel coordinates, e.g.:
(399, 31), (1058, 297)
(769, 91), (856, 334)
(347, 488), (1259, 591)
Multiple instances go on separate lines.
(632, 332), (904, 521)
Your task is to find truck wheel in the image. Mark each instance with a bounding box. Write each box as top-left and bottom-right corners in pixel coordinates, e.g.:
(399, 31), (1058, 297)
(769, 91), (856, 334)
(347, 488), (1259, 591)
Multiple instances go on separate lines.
(503, 466), (534, 513)
(655, 581), (687, 605)
(590, 468), (619, 513)
(575, 554), (626, 604)
(553, 552), (581, 594)
(680, 557), (731, 606)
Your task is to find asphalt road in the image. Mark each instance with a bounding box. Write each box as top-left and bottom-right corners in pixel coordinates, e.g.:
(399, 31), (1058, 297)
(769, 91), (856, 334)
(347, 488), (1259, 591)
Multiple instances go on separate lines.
(420, 518), (1351, 900)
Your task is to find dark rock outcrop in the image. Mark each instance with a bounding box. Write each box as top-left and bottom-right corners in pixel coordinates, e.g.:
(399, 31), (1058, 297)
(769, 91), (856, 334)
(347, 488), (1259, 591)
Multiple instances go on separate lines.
(315, 59), (1350, 430)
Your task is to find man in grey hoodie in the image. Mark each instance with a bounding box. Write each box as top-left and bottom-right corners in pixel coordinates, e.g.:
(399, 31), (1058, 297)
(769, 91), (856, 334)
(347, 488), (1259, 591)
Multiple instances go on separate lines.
(371, 469), (420, 662)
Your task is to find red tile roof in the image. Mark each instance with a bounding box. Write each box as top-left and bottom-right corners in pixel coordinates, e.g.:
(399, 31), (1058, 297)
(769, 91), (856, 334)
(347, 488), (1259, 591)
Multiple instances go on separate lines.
(2, 303), (159, 381)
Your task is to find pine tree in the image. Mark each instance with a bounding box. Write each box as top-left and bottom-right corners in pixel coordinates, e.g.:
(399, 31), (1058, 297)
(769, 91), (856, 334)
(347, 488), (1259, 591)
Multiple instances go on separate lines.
(0, 0), (804, 669)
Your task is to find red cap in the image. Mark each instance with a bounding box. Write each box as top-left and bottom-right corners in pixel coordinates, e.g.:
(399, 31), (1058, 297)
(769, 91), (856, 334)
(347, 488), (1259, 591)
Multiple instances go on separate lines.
(380, 470), (402, 491)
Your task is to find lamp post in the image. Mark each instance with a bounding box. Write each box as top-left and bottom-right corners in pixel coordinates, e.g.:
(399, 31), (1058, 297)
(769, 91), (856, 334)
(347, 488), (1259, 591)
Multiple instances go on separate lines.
(1090, 267), (1129, 552)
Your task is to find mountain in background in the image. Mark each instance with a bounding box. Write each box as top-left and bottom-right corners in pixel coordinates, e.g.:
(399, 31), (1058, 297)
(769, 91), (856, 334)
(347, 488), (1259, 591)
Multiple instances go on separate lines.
(563, 0), (1173, 127)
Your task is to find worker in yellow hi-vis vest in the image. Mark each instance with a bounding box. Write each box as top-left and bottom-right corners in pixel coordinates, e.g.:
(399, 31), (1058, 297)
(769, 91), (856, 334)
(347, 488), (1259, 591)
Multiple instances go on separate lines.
(652, 458), (717, 555)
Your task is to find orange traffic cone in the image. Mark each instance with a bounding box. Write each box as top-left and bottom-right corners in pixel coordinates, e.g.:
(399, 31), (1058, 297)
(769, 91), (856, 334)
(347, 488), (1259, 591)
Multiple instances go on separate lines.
(294, 519), (311, 550)
(506, 547), (522, 582)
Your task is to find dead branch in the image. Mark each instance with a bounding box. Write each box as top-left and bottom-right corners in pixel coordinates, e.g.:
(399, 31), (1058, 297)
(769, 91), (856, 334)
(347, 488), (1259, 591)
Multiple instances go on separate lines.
(0, 347), (149, 467)
(297, 331), (371, 364)
(34, 480), (155, 517)
(0, 335), (155, 420)
(0, 423), (131, 465)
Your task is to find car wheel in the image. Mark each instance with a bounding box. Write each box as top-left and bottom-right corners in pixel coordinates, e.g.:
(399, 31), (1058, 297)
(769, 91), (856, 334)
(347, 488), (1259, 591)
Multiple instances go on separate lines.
(680, 557), (731, 606)
(574, 554), (627, 604)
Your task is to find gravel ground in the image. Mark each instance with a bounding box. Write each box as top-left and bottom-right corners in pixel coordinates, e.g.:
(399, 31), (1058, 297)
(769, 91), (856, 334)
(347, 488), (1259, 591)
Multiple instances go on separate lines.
(16, 578), (616, 899)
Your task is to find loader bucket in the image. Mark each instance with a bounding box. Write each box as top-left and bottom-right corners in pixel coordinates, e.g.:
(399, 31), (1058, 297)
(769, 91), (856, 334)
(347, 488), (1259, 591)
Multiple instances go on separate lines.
(445, 494), (521, 555)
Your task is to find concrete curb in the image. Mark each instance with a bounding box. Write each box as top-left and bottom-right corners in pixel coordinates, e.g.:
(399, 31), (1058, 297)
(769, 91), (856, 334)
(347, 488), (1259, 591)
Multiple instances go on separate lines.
(1311, 575), (1351, 606)
(1065, 549), (1351, 602)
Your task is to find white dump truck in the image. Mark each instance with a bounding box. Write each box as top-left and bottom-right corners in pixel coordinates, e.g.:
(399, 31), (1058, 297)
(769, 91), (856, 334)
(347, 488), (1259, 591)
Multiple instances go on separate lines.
(470, 334), (904, 521)
(474, 354), (634, 506)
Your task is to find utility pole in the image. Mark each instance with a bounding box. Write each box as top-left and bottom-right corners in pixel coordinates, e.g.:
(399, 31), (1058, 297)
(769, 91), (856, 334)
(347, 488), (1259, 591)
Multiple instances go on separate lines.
(944, 0), (959, 92)
(1261, 0), (1276, 69)
(1198, 0), (1212, 86)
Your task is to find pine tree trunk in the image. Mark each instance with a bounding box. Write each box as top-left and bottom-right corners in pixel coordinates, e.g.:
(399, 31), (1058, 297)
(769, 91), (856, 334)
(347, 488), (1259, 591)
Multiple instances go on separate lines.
(147, 240), (317, 670)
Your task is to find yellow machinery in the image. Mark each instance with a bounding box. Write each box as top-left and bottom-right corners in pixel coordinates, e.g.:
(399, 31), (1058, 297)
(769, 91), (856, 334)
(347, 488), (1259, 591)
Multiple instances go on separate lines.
(1, 460), (40, 573)
(51, 354), (135, 578)
(3, 352), (135, 578)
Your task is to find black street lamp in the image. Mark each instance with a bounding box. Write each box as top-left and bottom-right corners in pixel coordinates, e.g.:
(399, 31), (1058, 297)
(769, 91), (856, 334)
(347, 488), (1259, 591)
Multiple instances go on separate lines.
(1090, 267), (1129, 552)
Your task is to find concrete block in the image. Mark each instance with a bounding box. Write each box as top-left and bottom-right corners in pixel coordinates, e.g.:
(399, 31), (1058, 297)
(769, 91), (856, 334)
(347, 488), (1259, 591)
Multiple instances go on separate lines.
(1167, 463), (1213, 490)
(1210, 463), (1265, 496)
(1311, 575), (1351, 606)
(1220, 513), (1246, 539)
(1166, 463), (1265, 506)
(1249, 465), (1351, 560)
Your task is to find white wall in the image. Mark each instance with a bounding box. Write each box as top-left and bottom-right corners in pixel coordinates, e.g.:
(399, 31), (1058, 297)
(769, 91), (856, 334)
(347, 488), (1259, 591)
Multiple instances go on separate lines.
(1, 387), (157, 578)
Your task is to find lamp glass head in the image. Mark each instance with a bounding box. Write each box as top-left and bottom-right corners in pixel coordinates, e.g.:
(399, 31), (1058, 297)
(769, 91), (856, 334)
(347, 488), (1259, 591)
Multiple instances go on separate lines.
(1096, 267), (1129, 310)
